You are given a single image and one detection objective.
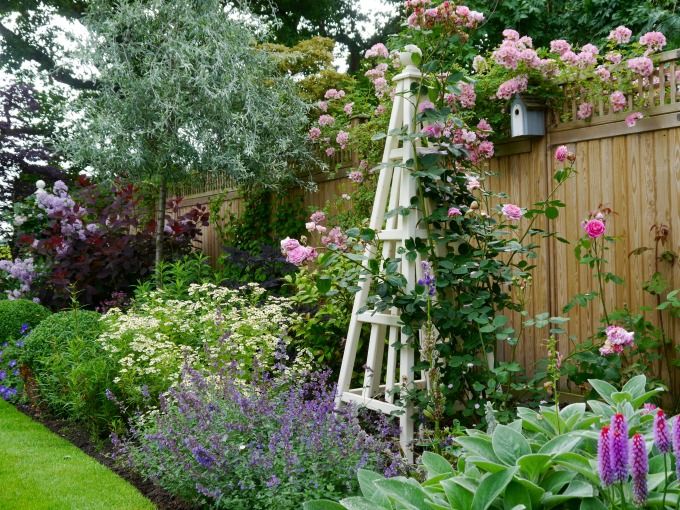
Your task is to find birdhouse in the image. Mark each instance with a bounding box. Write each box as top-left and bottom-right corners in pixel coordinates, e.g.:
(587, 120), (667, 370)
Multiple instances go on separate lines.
(510, 95), (545, 138)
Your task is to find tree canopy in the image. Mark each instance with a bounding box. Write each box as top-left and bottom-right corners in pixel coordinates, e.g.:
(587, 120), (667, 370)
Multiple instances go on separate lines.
(63, 0), (314, 188)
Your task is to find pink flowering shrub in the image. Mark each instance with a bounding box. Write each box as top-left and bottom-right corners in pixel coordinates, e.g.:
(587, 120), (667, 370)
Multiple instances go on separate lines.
(473, 25), (672, 133)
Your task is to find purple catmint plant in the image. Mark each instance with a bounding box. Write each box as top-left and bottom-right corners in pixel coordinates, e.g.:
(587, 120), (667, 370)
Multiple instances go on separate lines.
(598, 425), (615, 487)
(115, 364), (402, 510)
(654, 409), (672, 454)
(630, 433), (648, 505)
(610, 413), (629, 482)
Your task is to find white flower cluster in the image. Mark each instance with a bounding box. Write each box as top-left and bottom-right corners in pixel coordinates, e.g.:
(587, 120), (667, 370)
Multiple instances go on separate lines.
(98, 282), (312, 403)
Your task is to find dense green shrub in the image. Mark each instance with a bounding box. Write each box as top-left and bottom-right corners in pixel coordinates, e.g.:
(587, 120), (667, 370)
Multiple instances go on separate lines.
(0, 299), (51, 342)
(21, 310), (118, 435)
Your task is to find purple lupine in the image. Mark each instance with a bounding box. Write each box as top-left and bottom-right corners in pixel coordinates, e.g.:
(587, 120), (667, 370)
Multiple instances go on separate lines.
(610, 413), (629, 482)
(654, 409), (672, 454)
(630, 433), (648, 505)
(673, 416), (680, 481)
(598, 425), (615, 487)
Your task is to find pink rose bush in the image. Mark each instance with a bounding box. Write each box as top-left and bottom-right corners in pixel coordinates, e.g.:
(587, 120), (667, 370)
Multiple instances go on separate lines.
(477, 25), (668, 128)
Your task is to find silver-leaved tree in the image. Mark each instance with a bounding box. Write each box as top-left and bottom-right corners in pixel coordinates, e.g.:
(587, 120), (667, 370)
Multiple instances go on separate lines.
(63, 0), (315, 268)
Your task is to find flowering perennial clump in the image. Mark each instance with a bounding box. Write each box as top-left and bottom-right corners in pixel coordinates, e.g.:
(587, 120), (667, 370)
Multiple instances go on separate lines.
(99, 282), (310, 411)
(115, 367), (401, 510)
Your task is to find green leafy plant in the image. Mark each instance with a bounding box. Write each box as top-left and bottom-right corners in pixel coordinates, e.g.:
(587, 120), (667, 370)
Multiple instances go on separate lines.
(306, 375), (677, 510)
(284, 257), (363, 372)
(20, 308), (118, 435)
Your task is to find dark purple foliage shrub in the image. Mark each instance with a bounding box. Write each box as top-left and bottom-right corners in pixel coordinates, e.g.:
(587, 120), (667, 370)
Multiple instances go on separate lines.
(14, 177), (209, 308)
(114, 365), (402, 509)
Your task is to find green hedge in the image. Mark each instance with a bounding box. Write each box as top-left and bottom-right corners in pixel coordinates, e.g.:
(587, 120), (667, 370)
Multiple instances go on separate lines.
(0, 299), (51, 342)
(22, 310), (118, 435)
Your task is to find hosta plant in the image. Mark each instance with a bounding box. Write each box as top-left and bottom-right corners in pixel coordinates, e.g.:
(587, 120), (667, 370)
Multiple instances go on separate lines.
(306, 375), (679, 509)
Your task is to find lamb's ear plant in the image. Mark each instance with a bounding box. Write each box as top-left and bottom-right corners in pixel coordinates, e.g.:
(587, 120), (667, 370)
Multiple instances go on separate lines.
(306, 375), (679, 510)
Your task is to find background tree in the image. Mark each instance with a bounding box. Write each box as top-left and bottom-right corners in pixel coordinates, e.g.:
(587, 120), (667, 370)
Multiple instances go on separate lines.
(0, 84), (70, 243)
(62, 0), (315, 269)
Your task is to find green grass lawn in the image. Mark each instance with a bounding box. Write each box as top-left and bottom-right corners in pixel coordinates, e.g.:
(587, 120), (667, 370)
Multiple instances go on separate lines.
(0, 399), (155, 510)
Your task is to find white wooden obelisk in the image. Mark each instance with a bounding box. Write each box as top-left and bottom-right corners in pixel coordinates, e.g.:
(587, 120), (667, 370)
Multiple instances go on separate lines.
(336, 46), (427, 462)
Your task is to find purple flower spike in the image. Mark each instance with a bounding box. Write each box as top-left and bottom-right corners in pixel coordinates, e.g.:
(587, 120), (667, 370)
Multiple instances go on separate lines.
(598, 425), (615, 487)
(673, 416), (680, 481)
(610, 413), (629, 482)
(654, 409), (672, 454)
(630, 433), (648, 505)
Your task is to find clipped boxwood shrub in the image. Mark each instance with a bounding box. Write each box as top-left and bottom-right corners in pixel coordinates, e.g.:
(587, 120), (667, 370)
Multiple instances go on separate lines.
(22, 310), (118, 435)
(0, 299), (51, 341)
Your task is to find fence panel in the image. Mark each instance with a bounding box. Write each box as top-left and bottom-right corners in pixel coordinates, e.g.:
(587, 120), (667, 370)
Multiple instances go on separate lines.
(172, 107), (680, 392)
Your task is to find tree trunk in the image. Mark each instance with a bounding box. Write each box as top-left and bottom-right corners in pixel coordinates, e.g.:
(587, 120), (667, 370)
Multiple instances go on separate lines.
(154, 176), (167, 286)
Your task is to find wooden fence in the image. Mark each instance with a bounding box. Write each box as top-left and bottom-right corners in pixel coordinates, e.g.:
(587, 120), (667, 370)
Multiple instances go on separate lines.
(172, 49), (680, 391)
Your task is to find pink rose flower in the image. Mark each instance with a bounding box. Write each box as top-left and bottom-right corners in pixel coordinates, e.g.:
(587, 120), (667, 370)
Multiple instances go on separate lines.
(577, 102), (593, 120)
(550, 39), (571, 56)
(336, 131), (350, 149)
(608, 26), (632, 45)
(583, 218), (606, 238)
(595, 65), (611, 81)
(418, 100), (436, 112)
(626, 112), (643, 127)
(610, 91), (626, 113)
(477, 118), (492, 132)
(365, 43), (389, 58)
(465, 175), (481, 192)
(325, 147), (335, 157)
(478, 140), (494, 159)
(448, 207), (462, 217)
(318, 114), (335, 126)
(310, 211), (326, 224)
(639, 31), (667, 52)
(280, 237), (300, 253)
(501, 204), (523, 221)
(343, 102), (354, 115)
(422, 122), (444, 139)
(496, 75), (528, 100)
(308, 127), (321, 141)
(627, 57), (654, 77)
(348, 171), (364, 183)
(554, 145), (569, 162)
(286, 246), (313, 265)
